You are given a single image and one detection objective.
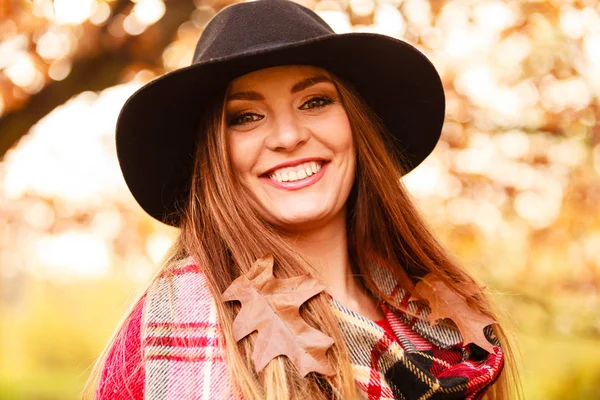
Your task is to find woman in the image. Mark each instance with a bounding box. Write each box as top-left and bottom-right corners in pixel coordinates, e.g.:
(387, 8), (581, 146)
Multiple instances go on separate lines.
(86, 0), (519, 398)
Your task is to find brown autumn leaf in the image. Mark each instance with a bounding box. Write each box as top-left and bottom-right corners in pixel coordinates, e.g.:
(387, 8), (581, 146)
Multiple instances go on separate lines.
(412, 273), (497, 353)
(222, 254), (334, 376)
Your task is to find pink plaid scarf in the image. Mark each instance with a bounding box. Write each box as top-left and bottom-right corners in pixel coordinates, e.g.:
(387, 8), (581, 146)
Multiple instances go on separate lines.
(141, 258), (504, 399)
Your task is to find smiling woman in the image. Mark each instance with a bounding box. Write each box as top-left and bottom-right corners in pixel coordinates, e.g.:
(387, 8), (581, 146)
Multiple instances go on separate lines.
(226, 66), (356, 231)
(85, 0), (520, 399)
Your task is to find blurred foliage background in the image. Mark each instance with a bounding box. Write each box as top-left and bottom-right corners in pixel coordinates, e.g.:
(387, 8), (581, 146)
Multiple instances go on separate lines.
(0, 0), (599, 398)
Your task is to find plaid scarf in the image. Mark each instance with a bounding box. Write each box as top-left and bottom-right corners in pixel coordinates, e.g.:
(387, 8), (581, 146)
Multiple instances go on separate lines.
(143, 259), (504, 399)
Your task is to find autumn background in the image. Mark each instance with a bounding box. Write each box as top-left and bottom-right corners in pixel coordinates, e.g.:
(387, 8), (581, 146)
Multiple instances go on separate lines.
(0, 0), (599, 398)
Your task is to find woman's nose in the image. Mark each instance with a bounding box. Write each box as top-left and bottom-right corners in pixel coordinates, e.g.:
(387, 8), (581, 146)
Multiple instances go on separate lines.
(264, 113), (310, 152)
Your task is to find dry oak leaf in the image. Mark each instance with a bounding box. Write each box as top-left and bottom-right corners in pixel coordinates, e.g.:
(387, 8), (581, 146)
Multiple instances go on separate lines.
(412, 273), (498, 353)
(222, 255), (334, 377)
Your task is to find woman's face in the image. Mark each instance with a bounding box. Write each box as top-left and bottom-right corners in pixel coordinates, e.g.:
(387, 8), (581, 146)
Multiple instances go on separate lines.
(226, 65), (356, 231)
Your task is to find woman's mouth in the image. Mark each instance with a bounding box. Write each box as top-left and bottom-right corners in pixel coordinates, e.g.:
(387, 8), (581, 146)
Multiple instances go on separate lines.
(268, 161), (323, 183)
(261, 160), (327, 190)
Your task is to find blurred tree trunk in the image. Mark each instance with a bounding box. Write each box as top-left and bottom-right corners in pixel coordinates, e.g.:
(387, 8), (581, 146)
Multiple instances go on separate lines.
(0, 0), (195, 159)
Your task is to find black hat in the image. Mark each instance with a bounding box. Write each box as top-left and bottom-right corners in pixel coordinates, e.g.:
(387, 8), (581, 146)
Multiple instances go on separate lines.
(116, 0), (445, 226)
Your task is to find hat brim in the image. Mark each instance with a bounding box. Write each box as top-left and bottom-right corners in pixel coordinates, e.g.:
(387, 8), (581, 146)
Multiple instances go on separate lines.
(116, 33), (445, 226)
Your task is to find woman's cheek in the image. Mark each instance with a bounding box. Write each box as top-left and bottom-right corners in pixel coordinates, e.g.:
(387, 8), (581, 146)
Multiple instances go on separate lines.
(228, 133), (262, 179)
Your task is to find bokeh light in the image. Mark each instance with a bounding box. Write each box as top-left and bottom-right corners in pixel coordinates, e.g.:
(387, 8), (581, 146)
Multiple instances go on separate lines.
(53, 0), (96, 25)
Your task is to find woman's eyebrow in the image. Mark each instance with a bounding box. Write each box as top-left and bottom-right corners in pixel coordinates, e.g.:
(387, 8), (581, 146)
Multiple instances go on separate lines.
(291, 75), (332, 93)
(227, 91), (264, 101)
(227, 75), (333, 101)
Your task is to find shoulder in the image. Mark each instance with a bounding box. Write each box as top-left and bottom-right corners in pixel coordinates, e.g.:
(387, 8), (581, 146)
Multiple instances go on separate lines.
(97, 257), (233, 399)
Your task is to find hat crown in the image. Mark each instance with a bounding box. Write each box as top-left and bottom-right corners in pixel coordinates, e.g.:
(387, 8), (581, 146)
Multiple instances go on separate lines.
(193, 0), (334, 63)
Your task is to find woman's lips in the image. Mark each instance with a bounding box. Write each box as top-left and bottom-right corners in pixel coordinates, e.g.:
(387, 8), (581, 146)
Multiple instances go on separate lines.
(261, 162), (328, 190)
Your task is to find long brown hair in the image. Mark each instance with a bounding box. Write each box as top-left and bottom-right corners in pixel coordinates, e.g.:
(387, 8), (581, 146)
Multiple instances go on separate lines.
(84, 71), (521, 399)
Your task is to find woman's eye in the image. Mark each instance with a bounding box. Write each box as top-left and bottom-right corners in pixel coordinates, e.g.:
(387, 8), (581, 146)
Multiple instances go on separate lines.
(228, 112), (263, 126)
(299, 96), (333, 110)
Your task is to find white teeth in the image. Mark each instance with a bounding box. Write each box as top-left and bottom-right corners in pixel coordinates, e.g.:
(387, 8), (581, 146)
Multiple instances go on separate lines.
(268, 161), (324, 183)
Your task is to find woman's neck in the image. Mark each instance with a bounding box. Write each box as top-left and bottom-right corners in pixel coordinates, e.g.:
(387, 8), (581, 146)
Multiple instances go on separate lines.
(284, 210), (384, 320)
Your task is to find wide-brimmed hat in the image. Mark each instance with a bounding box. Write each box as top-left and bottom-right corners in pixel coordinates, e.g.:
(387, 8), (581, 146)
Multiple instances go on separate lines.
(116, 0), (445, 226)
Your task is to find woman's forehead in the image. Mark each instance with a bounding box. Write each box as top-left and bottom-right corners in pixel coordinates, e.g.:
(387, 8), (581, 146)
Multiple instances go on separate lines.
(228, 65), (331, 92)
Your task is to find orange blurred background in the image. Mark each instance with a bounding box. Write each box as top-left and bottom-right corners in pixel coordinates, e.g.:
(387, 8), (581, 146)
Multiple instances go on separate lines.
(1, 0), (599, 398)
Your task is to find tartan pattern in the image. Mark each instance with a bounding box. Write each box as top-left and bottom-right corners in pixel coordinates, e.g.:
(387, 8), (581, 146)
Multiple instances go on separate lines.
(144, 259), (234, 400)
(142, 258), (504, 399)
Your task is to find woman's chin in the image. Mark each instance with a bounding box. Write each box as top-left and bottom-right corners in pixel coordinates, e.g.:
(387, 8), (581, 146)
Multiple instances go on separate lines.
(267, 207), (331, 230)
